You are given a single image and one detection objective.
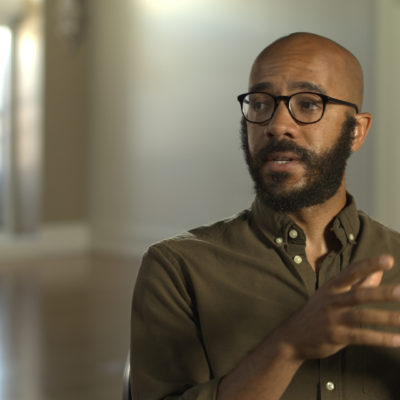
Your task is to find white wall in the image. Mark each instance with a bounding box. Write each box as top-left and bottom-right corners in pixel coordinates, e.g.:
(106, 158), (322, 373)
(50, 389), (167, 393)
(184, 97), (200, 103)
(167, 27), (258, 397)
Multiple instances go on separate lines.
(87, 0), (378, 256)
(372, 0), (400, 229)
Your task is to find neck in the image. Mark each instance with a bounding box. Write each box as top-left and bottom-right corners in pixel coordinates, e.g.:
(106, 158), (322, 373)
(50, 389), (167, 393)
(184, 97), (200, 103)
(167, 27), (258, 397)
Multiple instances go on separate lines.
(287, 182), (347, 272)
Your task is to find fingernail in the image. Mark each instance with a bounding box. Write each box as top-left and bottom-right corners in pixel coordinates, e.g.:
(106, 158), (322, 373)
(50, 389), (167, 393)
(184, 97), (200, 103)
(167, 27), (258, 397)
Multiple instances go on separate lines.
(393, 336), (400, 346)
(393, 286), (400, 299)
(379, 255), (391, 268)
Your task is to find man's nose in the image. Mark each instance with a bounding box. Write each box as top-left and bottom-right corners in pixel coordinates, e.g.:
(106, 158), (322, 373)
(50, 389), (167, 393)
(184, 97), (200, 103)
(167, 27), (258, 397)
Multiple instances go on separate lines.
(264, 101), (297, 139)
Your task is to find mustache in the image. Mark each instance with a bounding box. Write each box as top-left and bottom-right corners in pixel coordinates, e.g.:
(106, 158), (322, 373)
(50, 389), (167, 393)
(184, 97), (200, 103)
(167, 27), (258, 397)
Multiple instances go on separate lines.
(252, 138), (313, 168)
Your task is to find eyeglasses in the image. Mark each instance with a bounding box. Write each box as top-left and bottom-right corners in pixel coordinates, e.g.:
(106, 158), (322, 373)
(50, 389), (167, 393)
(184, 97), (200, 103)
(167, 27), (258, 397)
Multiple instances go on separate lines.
(237, 91), (359, 125)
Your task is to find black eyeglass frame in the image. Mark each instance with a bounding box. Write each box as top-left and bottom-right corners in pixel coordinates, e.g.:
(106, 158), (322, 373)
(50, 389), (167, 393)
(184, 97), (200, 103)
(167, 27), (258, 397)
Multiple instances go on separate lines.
(237, 91), (359, 125)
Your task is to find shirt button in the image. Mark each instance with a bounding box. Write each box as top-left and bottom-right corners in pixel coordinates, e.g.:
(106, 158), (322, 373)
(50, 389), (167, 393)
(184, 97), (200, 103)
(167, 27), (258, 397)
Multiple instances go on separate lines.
(275, 237), (283, 245)
(348, 233), (355, 241)
(289, 229), (298, 239)
(326, 381), (335, 391)
(293, 255), (302, 264)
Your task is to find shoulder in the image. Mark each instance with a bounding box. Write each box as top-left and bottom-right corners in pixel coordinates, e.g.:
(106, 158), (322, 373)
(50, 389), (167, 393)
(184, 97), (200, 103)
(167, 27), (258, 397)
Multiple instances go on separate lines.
(357, 211), (400, 283)
(358, 210), (400, 241)
(136, 208), (252, 288)
(147, 208), (252, 257)
(357, 210), (400, 257)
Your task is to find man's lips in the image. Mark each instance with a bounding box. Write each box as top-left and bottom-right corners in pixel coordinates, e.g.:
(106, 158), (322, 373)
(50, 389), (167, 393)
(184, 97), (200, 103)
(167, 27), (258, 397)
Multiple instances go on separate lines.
(266, 152), (301, 164)
(260, 151), (303, 173)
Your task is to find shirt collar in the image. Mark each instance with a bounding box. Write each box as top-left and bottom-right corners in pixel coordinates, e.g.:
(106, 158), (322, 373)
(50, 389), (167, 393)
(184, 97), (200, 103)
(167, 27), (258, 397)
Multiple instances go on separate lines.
(250, 193), (360, 247)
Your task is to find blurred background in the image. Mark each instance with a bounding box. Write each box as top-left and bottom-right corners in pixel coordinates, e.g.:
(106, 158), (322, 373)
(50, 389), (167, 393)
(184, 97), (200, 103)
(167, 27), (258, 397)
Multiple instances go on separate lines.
(0, 0), (399, 399)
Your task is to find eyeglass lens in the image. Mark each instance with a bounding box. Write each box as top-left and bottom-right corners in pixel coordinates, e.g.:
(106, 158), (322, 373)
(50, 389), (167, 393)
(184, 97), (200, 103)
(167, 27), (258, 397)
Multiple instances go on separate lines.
(242, 92), (324, 124)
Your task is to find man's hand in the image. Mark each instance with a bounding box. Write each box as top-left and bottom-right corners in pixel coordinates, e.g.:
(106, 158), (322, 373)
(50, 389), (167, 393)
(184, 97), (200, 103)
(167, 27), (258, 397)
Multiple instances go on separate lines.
(218, 254), (400, 400)
(276, 254), (400, 362)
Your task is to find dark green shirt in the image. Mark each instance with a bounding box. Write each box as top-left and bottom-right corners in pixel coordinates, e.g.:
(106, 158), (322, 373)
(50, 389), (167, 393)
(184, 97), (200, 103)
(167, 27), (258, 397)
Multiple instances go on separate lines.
(131, 195), (400, 399)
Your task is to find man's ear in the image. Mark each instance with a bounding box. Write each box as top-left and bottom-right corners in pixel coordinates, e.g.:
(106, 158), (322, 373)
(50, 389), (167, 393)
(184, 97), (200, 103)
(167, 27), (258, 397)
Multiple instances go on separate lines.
(351, 112), (372, 152)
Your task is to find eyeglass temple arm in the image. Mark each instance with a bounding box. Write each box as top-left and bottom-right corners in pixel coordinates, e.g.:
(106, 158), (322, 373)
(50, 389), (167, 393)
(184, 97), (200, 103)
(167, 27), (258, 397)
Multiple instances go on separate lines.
(325, 96), (359, 113)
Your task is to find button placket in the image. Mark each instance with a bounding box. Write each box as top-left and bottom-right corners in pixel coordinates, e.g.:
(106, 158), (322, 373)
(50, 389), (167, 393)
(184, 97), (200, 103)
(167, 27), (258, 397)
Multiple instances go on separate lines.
(319, 354), (341, 400)
(283, 225), (316, 293)
(287, 228), (304, 266)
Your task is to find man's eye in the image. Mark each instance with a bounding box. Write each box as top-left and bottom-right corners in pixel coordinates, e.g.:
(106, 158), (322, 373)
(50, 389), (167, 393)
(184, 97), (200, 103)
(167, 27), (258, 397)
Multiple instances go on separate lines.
(252, 102), (266, 111)
(298, 100), (321, 111)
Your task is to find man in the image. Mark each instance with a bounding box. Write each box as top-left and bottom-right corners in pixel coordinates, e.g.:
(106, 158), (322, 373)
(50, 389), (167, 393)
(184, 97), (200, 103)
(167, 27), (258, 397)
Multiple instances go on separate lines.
(131, 33), (400, 399)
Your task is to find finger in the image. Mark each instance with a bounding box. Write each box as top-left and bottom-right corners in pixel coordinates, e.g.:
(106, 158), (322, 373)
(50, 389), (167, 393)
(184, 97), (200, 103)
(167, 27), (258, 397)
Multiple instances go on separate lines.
(329, 255), (394, 291)
(332, 285), (400, 307)
(341, 308), (400, 328)
(355, 270), (384, 288)
(343, 328), (400, 348)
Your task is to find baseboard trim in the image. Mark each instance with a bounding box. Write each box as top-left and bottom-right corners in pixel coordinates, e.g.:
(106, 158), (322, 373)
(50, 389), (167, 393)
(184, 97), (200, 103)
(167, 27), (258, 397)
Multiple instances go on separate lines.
(91, 223), (186, 258)
(0, 222), (91, 261)
(0, 222), (189, 261)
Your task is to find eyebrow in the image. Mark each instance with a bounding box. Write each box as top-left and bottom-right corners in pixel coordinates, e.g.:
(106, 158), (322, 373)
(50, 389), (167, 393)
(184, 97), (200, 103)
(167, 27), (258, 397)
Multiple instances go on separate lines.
(288, 81), (327, 94)
(248, 81), (327, 95)
(249, 82), (274, 92)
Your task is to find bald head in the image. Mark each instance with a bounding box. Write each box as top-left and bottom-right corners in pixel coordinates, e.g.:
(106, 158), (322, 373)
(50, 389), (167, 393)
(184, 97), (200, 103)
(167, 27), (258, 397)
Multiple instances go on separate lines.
(250, 33), (364, 109)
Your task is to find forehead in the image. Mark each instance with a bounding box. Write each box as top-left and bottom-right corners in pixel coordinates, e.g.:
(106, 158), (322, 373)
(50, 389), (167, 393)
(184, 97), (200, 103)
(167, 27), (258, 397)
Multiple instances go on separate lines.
(249, 44), (349, 98)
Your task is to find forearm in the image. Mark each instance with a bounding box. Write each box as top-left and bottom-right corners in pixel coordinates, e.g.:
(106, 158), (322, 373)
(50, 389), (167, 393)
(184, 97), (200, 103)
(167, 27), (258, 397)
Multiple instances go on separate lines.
(217, 329), (303, 400)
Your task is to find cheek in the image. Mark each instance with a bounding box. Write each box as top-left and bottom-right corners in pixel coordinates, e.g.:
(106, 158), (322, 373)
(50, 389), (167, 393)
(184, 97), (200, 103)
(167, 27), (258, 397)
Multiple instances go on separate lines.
(302, 121), (342, 153)
(246, 117), (344, 156)
(247, 125), (265, 155)
(314, 113), (347, 145)
(306, 136), (327, 153)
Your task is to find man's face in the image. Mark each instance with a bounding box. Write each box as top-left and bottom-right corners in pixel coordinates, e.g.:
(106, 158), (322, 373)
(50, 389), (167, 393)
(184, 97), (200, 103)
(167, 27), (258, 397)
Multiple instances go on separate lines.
(241, 116), (355, 212)
(244, 39), (359, 212)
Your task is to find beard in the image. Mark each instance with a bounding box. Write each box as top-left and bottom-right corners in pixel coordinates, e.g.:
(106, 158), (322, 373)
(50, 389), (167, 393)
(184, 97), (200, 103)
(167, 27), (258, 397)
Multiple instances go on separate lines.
(240, 115), (356, 213)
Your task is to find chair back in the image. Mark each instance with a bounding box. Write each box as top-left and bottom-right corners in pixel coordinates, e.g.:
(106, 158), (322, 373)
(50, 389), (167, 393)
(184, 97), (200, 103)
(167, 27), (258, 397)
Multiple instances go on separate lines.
(122, 352), (132, 400)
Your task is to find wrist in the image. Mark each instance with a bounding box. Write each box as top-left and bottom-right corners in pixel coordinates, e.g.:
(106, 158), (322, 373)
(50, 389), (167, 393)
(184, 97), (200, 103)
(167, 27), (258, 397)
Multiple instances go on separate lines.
(266, 326), (305, 367)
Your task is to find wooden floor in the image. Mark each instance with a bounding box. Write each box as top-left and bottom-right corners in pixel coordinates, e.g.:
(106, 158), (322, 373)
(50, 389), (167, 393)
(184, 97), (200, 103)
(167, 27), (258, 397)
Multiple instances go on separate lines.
(0, 253), (140, 400)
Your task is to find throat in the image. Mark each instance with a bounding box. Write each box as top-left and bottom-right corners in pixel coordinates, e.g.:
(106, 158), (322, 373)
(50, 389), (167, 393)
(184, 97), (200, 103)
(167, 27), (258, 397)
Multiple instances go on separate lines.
(304, 230), (341, 272)
(305, 249), (329, 273)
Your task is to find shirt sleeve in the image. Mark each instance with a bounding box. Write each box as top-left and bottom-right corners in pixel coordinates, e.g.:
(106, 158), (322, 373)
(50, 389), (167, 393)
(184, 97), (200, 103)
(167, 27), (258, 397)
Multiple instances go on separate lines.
(131, 244), (220, 400)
